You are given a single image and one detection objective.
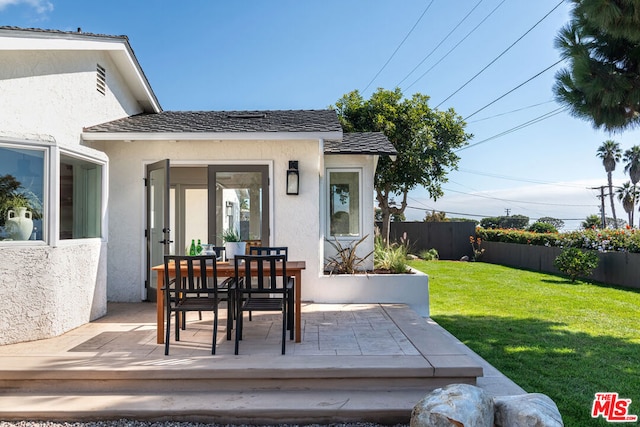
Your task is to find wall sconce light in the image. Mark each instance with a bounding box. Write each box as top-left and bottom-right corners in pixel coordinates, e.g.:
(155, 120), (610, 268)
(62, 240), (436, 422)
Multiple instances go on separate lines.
(286, 161), (299, 195)
(225, 201), (233, 217)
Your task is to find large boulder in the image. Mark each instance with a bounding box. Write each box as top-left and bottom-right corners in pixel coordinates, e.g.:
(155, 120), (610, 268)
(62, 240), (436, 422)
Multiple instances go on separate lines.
(494, 393), (563, 427)
(411, 383), (494, 427)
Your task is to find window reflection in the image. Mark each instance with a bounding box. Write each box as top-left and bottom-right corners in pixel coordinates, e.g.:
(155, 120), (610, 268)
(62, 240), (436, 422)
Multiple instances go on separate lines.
(0, 147), (44, 241)
(329, 170), (360, 237)
(60, 154), (102, 239)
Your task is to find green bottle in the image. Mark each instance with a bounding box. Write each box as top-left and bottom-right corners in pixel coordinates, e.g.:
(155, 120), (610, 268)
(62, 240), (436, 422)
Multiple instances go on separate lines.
(189, 239), (196, 256)
(196, 239), (202, 255)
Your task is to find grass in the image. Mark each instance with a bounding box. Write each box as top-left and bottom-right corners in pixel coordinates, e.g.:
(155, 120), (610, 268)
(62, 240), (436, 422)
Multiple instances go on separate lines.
(409, 260), (640, 427)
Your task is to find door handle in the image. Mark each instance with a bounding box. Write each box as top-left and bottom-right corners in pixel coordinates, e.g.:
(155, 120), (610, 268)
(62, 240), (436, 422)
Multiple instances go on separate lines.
(159, 240), (173, 244)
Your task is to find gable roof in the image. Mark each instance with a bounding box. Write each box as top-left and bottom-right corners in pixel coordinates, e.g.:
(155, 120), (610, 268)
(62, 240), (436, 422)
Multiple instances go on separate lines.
(0, 26), (161, 113)
(324, 132), (397, 155)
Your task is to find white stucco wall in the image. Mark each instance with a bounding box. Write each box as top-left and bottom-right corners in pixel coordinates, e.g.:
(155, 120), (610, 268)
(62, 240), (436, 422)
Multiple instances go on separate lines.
(99, 138), (324, 302)
(0, 46), (147, 344)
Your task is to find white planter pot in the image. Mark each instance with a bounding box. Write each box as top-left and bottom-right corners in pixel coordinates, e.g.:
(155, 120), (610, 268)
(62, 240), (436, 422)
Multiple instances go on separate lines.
(224, 242), (247, 263)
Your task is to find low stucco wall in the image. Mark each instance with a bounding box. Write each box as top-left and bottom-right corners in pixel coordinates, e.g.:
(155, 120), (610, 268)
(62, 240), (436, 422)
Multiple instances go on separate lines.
(311, 268), (430, 317)
(0, 241), (107, 345)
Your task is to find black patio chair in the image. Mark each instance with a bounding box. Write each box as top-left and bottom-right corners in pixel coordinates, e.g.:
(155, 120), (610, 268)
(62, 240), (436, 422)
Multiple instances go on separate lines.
(163, 254), (231, 355)
(234, 254), (293, 355)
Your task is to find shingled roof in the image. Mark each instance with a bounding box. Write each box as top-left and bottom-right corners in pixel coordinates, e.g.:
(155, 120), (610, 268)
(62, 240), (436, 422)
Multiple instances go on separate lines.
(84, 110), (342, 134)
(324, 132), (397, 155)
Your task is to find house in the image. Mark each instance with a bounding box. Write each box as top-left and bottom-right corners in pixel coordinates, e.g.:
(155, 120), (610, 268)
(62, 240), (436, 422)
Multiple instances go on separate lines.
(0, 27), (427, 346)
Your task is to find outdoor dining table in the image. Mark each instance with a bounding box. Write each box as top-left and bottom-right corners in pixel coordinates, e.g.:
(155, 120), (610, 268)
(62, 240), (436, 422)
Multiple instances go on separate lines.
(152, 259), (306, 344)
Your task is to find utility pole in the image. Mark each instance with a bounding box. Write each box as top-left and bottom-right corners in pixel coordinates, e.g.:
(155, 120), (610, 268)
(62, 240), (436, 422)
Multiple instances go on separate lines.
(505, 208), (511, 216)
(591, 186), (606, 228)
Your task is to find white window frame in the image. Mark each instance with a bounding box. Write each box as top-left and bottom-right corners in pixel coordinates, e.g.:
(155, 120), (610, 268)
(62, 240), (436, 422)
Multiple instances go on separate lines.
(326, 167), (363, 239)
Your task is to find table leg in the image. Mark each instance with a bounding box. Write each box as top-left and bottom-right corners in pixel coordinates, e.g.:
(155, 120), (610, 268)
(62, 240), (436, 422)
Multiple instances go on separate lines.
(156, 273), (165, 344)
(294, 271), (301, 343)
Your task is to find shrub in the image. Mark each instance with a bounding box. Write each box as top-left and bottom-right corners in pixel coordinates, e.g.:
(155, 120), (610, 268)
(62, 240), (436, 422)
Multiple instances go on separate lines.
(553, 248), (599, 282)
(528, 221), (558, 233)
(374, 235), (410, 273)
(324, 235), (372, 275)
(419, 248), (439, 261)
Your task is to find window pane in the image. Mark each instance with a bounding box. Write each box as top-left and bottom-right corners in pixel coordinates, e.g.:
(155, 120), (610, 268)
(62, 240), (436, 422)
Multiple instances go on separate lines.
(329, 171), (360, 236)
(60, 155), (102, 239)
(0, 147), (45, 241)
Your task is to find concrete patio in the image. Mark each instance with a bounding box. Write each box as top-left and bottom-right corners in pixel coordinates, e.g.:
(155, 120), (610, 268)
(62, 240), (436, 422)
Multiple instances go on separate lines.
(0, 302), (524, 424)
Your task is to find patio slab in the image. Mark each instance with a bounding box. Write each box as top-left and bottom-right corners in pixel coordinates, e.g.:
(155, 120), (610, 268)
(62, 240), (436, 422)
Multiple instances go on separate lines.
(0, 302), (524, 424)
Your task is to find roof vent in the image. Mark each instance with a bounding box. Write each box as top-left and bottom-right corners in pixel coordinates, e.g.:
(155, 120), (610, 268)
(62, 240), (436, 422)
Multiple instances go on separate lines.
(226, 113), (266, 119)
(96, 64), (106, 95)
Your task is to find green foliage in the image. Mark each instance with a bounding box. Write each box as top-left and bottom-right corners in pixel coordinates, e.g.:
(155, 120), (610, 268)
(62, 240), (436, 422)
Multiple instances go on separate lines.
(333, 88), (472, 242)
(418, 248), (439, 261)
(222, 227), (241, 242)
(373, 235), (410, 273)
(553, 247), (599, 282)
(480, 214), (529, 229)
(554, 0), (640, 131)
(477, 227), (640, 253)
(324, 234), (373, 275)
(537, 216), (564, 230)
(423, 210), (448, 222)
(469, 235), (485, 261)
(581, 214), (602, 229)
(527, 221), (558, 234)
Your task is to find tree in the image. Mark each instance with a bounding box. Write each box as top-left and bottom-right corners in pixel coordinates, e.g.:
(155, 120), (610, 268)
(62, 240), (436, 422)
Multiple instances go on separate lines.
(616, 181), (639, 227)
(596, 140), (622, 227)
(582, 214), (601, 229)
(334, 88), (471, 242)
(480, 217), (500, 229)
(538, 217), (565, 230)
(374, 208), (405, 222)
(424, 210), (448, 222)
(623, 145), (640, 227)
(554, 0), (640, 131)
(499, 214), (529, 230)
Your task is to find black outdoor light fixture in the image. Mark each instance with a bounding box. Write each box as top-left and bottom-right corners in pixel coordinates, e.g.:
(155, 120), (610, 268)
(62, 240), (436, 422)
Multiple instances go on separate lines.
(286, 161), (299, 195)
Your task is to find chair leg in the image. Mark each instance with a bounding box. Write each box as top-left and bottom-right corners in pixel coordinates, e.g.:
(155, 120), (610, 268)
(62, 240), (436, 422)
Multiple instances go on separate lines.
(165, 307), (171, 356)
(226, 295), (233, 341)
(234, 308), (242, 355)
(281, 305), (286, 355)
(212, 305), (218, 355)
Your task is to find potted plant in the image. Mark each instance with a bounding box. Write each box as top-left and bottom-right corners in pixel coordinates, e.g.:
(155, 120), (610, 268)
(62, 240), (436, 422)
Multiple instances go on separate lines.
(222, 227), (246, 263)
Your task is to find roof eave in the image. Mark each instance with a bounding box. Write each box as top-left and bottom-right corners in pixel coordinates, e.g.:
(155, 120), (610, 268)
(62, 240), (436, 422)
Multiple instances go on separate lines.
(81, 131), (343, 142)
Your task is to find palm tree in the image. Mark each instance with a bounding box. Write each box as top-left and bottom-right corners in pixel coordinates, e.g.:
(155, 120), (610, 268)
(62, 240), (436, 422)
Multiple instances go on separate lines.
(616, 182), (639, 227)
(597, 140), (622, 227)
(623, 145), (640, 227)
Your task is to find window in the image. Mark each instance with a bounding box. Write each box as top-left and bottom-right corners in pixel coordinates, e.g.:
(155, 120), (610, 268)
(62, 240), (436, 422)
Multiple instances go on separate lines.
(60, 154), (102, 239)
(328, 169), (361, 237)
(0, 146), (45, 241)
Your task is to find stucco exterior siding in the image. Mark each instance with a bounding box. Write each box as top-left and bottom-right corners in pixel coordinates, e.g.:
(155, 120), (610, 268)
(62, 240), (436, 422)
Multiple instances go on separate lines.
(0, 42), (146, 344)
(0, 240), (107, 345)
(0, 50), (143, 146)
(99, 138), (322, 302)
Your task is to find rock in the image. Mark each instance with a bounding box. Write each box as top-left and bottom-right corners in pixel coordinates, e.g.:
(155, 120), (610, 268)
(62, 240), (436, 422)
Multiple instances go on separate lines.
(494, 393), (564, 427)
(460, 255), (470, 262)
(411, 384), (494, 427)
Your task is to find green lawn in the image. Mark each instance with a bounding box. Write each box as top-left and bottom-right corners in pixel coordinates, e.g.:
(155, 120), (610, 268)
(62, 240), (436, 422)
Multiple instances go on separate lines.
(409, 260), (640, 427)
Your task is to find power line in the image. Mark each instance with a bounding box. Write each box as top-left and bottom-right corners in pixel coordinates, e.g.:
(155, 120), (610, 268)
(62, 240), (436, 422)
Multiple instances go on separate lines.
(463, 59), (563, 121)
(434, 0), (565, 109)
(456, 106), (566, 152)
(467, 100), (555, 123)
(441, 187), (596, 207)
(403, 0), (507, 91)
(396, 0), (485, 88)
(361, 0), (435, 95)
(457, 168), (598, 188)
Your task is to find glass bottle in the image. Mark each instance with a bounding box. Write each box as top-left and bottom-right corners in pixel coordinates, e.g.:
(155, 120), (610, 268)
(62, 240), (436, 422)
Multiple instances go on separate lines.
(196, 239), (202, 255)
(189, 239), (196, 256)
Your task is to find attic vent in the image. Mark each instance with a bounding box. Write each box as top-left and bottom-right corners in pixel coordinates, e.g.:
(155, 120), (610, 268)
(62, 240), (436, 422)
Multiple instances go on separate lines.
(96, 64), (106, 95)
(226, 113), (266, 119)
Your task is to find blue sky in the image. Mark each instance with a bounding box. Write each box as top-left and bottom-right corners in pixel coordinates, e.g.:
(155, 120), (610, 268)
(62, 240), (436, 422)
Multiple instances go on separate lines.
(3, 0), (640, 230)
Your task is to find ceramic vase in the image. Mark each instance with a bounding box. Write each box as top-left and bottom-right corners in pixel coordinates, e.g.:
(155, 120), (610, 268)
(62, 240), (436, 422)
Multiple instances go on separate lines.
(6, 207), (33, 240)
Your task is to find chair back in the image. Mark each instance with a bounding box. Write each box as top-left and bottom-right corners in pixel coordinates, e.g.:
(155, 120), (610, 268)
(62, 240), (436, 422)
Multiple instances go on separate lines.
(163, 254), (219, 299)
(234, 254), (287, 293)
(248, 246), (288, 260)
